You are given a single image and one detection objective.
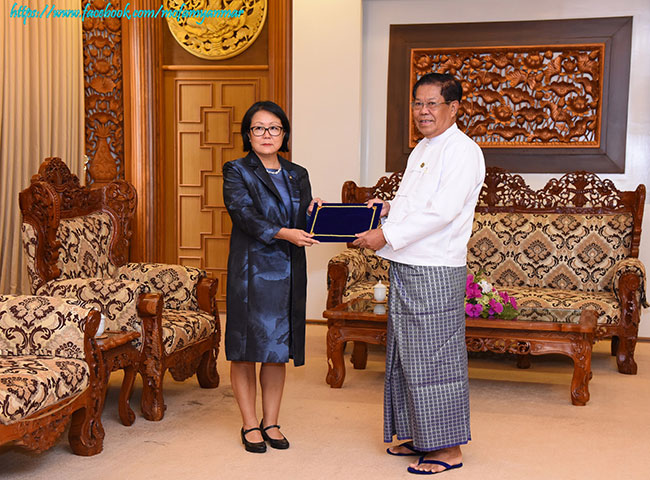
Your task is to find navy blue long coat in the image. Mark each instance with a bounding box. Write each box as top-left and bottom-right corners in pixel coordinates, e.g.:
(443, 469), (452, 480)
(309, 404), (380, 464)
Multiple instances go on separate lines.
(222, 152), (312, 366)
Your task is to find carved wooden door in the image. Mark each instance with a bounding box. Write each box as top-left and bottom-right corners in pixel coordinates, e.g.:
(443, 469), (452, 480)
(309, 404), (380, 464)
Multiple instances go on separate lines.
(161, 2), (291, 310)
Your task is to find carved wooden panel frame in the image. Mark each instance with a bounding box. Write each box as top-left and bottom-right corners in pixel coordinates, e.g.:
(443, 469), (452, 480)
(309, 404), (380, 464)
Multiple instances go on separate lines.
(386, 17), (632, 173)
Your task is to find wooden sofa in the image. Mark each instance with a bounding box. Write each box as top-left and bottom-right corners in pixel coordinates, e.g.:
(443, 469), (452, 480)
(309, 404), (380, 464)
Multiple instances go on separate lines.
(327, 168), (647, 374)
(0, 295), (104, 455)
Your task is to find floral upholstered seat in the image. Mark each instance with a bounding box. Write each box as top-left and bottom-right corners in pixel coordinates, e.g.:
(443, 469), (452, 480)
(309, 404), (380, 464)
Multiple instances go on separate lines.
(19, 157), (221, 422)
(0, 295), (103, 455)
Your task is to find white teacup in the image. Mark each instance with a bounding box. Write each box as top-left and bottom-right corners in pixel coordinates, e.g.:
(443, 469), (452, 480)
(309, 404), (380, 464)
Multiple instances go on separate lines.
(373, 280), (387, 302)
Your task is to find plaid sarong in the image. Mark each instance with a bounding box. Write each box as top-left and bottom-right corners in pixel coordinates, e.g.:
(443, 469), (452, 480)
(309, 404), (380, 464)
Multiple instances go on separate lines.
(383, 262), (471, 451)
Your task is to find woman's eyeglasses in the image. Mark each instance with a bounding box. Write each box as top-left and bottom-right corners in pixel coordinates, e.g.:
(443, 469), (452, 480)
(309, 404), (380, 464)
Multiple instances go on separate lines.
(250, 126), (284, 137)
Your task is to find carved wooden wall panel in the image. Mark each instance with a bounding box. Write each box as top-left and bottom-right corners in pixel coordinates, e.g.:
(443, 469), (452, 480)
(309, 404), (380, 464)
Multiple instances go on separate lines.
(82, 0), (125, 187)
(387, 17), (632, 173)
(409, 45), (604, 148)
(164, 74), (267, 309)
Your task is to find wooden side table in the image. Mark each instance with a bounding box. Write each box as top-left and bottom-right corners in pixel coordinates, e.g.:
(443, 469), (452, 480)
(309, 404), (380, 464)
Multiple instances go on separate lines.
(96, 331), (141, 426)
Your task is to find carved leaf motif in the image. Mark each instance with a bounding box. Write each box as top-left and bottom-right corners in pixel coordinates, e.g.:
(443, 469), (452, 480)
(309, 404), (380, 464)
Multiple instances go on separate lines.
(506, 69), (528, 87)
(410, 45), (603, 146)
(477, 89), (504, 104)
(547, 81), (579, 96)
(500, 87), (536, 105)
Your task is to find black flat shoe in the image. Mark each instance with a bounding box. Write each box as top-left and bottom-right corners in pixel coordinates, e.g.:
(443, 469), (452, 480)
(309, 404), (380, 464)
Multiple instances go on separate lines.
(260, 419), (290, 450)
(241, 427), (267, 453)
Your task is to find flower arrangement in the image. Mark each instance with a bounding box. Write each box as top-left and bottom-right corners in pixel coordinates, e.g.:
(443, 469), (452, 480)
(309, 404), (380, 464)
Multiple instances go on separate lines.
(465, 272), (518, 319)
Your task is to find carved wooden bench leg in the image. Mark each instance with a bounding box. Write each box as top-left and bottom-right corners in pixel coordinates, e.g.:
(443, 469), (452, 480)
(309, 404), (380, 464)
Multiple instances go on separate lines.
(69, 403), (105, 456)
(140, 366), (166, 421)
(615, 336), (638, 375)
(326, 323), (346, 388)
(197, 342), (220, 388)
(516, 354), (531, 369)
(351, 341), (368, 369)
(616, 273), (640, 375)
(119, 364), (137, 426)
(570, 338), (592, 406)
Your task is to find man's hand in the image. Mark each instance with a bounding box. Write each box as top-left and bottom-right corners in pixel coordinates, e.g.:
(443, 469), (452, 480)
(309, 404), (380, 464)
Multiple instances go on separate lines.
(352, 228), (387, 250)
(308, 197), (324, 215)
(275, 228), (320, 247)
(367, 198), (390, 217)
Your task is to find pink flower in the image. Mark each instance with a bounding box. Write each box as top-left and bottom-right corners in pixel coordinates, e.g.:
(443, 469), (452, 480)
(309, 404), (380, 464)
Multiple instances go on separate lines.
(509, 297), (517, 309)
(466, 283), (482, 299)
(488, 299), (504, 316)
(465, 303), (483, 317)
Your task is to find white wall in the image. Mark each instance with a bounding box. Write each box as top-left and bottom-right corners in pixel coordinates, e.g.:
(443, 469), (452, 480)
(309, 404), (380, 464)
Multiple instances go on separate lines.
(360, 0), (650, 337)
(293, 0), (363, 320)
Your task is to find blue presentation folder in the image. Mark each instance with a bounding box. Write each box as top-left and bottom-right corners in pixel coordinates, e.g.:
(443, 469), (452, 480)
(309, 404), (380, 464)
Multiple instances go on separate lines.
(307, 203), (380, 242)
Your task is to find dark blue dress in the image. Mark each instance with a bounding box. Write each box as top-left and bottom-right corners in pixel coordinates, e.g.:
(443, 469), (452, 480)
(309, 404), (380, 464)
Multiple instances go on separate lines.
(222, 152), (312, 366)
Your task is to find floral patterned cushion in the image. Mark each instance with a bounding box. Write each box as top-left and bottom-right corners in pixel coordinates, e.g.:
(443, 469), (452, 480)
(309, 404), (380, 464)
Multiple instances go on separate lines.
(161, 310), (217, 355)
(501, 286), (619, 325)
(115, 263), (204, 311)
(329, 248), (390, 294)
(0, 356), (89, 425)
(36, 278), (143, 337)
(56, 212), (116, 280)
(0, 295), (91, 358)
(467, 212), (633, 292)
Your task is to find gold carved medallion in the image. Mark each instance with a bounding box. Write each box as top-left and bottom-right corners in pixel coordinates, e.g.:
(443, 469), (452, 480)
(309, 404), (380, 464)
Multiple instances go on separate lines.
(165, 0), (267, 60)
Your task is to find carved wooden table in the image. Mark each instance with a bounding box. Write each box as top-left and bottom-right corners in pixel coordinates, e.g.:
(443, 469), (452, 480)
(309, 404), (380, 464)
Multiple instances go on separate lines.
(323, 299), (597, 405)
(466, 308), (597, 406)
(323, 299), (388, 388)
(96, 330), (141, 425)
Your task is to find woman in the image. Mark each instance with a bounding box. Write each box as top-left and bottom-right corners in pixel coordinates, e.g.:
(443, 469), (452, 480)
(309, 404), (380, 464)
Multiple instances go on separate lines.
(222, 101), (321, 453)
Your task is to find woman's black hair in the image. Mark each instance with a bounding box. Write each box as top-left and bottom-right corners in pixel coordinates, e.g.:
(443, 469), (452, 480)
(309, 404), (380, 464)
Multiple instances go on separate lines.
(241, 101), (291, 152)
(412, 73), (462, 103)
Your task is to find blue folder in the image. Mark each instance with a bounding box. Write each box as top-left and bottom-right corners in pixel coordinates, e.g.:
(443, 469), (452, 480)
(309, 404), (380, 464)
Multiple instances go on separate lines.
(307, 203), (380, 242)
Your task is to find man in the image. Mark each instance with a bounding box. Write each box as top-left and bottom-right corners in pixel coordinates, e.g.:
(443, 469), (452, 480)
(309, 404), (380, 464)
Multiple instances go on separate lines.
(353, 73), (485, 475)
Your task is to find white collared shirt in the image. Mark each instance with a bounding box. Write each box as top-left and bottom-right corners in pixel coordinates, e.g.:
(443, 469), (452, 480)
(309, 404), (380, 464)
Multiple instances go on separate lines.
(377, 123), (485, 267)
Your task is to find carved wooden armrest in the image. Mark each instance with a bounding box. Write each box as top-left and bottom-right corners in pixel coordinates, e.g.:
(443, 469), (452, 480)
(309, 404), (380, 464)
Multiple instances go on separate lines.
(612, 258), (648, 308)
(196, 276), (218, 315)
(327, 248), (372, 309)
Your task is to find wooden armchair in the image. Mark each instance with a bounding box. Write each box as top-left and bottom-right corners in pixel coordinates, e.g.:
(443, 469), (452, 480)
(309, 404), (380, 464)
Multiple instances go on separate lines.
(19, 158), (221, 421)
(0, 295), (104, 455)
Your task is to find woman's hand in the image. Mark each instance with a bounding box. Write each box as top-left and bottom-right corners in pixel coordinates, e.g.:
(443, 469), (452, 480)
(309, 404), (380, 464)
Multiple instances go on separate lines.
(367, 198), (390, 217)
(275, 228), (320, 247)
(308, 197), (324, 215)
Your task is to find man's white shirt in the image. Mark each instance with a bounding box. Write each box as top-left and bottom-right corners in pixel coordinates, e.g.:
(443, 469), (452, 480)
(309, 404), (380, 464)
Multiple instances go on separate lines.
(377, 123), (486, 267)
